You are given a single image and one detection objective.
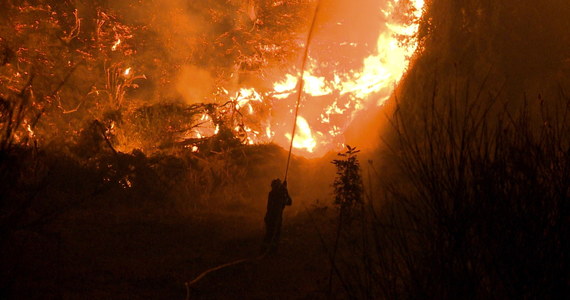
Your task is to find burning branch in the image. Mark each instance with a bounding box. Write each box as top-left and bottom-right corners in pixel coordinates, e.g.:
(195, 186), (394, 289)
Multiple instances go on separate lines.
(60, 9), (81, 44)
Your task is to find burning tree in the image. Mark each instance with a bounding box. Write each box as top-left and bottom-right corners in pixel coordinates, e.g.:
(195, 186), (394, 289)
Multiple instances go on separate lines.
(0, 1), (319, 245)
(0, 0), (317, 156)
(187, 0), (311, 81)
(0, 1), (139, 152)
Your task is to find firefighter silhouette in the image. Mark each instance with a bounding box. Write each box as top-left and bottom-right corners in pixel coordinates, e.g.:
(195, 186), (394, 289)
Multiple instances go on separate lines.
(263, 178), (292, 253)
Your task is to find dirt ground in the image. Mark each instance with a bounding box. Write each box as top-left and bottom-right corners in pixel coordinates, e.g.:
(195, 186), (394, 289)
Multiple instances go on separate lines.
(3, 204), (337, 299)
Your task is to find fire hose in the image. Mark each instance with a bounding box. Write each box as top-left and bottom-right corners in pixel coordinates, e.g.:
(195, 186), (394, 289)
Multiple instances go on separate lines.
(284, 0), (321, 182)
(184, 255), (263, 300)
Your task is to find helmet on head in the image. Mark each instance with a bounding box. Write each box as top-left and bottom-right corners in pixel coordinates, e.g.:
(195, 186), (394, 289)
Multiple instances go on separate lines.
(271, 178), (282, 189)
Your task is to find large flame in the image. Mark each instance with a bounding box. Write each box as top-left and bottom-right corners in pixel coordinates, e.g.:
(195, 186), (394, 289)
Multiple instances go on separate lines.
(285, 116), (317, 153)
(189, 0), (425, 157)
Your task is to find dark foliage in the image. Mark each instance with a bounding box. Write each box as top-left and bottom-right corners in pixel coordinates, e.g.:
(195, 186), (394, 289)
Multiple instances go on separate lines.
(331, 145), (363, 219)
(366, 84), (570, 299)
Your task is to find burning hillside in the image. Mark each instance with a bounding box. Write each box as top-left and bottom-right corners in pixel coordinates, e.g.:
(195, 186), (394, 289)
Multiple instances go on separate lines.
(2, 1), (570, 299)
(0, 0), (424, 158)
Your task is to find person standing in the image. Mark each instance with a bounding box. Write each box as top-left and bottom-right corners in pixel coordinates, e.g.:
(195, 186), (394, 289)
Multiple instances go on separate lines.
(263, 178), (292, 254)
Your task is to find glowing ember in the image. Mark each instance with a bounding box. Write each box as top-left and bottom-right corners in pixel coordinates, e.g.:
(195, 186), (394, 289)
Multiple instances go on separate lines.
(26, 124), (34, 138)
(111, 38), (121, 51)
(235, 88), (263, 107)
